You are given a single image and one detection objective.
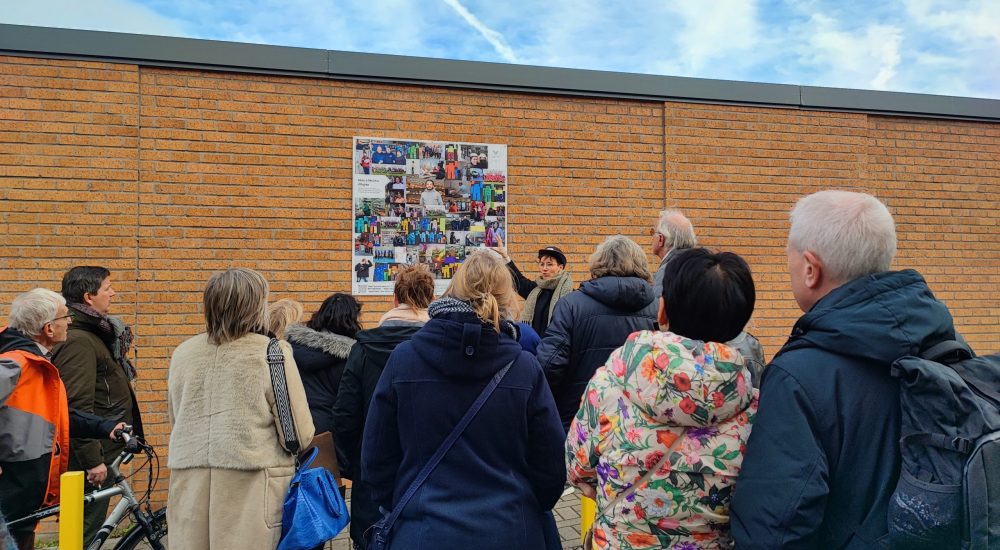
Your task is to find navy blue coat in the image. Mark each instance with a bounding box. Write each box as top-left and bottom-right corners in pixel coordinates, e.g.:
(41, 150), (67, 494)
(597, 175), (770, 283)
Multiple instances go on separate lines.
(731, 270), (956, 549)
(361, 311), (566, 550)
(535, 276), (658, 430)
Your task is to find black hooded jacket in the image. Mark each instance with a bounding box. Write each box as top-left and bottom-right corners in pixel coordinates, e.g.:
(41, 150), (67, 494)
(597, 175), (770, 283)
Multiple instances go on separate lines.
(332, 321), (422, 546)
(285, 324), (356, 436)
(731, 270), (956, 549)
(536, 276), (659, 431)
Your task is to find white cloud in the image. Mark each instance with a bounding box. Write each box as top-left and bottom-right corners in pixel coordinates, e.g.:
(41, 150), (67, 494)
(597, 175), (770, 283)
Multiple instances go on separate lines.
(441, 0), (519, 63)
(0, 0), (187, 37)
(797, 14), (904, 90)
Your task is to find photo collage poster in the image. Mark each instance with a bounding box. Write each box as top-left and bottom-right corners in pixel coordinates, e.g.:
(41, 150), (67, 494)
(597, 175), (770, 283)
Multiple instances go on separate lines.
(352, 138), (509, 296)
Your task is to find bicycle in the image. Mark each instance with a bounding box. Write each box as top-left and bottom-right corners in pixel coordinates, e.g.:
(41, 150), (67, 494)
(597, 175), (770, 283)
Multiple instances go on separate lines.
(5, 426), (167, 550)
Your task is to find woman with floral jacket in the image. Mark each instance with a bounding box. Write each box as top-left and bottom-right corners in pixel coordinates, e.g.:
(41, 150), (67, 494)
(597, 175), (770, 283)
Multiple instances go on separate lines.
(567, 248), (758, 550)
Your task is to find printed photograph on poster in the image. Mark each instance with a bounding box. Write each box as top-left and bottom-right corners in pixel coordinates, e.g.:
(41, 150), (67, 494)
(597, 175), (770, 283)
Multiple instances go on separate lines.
(353, 137), (508, 296)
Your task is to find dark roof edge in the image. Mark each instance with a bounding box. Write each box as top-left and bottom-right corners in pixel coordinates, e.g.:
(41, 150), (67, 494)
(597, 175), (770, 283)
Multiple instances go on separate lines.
(2, 23), (999, 122)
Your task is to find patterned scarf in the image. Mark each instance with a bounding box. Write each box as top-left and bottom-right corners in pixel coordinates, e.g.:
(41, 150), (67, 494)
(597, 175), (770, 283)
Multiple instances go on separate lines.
(68, 302), (137, 380)
(428, 297), (519, 340)
(521, 270), (574, 326)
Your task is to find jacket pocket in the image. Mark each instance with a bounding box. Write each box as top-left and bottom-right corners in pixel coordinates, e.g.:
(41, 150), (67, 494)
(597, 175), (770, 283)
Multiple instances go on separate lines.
(263, 465), (295, 529)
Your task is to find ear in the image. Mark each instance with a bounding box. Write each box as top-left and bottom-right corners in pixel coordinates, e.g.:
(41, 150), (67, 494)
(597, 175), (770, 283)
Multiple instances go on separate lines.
(43, 321), (56, 339)
(83, 291), (97, 307)
(657, 297), (668, 328)
(802, 250), (824, 289)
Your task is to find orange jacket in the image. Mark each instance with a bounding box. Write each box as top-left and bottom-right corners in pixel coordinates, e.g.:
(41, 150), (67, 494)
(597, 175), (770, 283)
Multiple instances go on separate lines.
(0, 327), (71, 507)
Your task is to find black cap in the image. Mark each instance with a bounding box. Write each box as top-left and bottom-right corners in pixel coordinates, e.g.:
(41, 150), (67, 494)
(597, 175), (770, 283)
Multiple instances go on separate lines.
(537, 246), (567, 266)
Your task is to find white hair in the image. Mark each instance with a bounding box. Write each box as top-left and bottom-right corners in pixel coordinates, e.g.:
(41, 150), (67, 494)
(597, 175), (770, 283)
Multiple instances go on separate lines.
(656, 209), (697, 251)
(789, 190), (896, 283)
(9, 288), (66, 338)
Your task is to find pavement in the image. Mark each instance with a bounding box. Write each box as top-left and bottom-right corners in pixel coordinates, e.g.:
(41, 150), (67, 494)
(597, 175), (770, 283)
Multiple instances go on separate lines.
(324, 488), (585, 549)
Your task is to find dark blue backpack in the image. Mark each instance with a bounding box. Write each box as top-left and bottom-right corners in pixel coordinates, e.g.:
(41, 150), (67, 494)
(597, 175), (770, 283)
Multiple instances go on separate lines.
(889, 340), (1000, 549)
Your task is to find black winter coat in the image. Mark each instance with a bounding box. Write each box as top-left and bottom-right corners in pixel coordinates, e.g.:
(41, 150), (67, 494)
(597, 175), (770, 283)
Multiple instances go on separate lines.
(285, 325), (356, 436)
(536, 276), (658, 431)
(731, 270), (956, 549)
(361, 311), (566, 550)
(332, 321), (422, 547)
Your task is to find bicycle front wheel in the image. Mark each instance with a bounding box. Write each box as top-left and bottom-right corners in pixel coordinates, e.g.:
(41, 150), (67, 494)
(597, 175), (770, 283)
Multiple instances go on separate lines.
(113, 507), (167, 550)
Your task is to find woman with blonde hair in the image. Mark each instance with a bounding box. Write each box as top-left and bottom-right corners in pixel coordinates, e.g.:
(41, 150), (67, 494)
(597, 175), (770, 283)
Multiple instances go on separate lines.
(362, 250), (566, 549)
(268, 298), (304, 339)
(167, 268), (314, 549)
(537, 235), (659, 431)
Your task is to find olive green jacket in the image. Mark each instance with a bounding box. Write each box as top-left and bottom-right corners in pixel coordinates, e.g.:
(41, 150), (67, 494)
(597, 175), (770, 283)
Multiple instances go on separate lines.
(52, 313), (141, 470)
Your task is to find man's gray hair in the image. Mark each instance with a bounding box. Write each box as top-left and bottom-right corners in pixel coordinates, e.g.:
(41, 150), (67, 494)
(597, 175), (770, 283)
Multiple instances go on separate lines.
(9, 288), (66, 338)
(789, 190), (896, 283)
(656, 209), (697, 251)
(589, 235), (653, 282)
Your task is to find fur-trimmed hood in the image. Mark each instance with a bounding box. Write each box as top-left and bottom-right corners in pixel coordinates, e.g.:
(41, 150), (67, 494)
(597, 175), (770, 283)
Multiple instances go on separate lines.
(285, 325), (356, 360)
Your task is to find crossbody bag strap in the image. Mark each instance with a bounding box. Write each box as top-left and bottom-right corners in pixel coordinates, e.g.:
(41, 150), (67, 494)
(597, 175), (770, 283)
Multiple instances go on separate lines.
(381, 359), (515, 533)
(594, 430), (685, 522)
(267, 338), (300, 455)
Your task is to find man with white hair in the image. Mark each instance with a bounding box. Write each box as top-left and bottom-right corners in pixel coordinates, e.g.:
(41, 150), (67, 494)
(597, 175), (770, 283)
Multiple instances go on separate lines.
(651, 208), (697, 294)
(0, 289), (123, 550)
(731, 190), (957, 548)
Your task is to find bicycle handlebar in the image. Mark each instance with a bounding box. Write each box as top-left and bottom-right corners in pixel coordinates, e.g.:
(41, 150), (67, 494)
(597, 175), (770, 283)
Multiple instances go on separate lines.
(114, 425), (144, 454)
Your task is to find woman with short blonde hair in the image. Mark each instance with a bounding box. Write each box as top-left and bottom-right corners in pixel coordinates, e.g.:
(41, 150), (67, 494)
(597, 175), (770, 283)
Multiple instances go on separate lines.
(362, 249), (565, 549)
(168, 268), (314, 549)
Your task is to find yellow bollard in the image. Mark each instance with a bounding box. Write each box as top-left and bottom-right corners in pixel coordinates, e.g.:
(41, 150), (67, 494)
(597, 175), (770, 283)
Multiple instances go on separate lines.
(59, 471), (85, 550)
(580, 494), (596, 544)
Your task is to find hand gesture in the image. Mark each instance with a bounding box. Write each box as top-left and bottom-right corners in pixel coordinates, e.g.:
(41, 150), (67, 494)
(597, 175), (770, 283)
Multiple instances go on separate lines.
(495, 234), (509, 260)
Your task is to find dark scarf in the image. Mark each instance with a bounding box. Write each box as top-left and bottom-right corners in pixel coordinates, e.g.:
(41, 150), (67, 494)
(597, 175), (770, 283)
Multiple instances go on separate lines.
(68, 302), (137, 380)
(428, 297), (519, 340)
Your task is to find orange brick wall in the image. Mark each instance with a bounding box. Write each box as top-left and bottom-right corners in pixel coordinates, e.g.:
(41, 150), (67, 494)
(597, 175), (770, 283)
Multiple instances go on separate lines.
(2, 56), (999, 511)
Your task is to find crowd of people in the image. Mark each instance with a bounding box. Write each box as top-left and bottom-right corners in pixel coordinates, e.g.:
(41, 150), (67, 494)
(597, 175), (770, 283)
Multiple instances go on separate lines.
(0, 189), (977, 550)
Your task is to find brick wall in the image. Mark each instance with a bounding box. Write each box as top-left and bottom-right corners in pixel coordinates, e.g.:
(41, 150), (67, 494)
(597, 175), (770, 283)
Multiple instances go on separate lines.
(2, 56), (998, 514)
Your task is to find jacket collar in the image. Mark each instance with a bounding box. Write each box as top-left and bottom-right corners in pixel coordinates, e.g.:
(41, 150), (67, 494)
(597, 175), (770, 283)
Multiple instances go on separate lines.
(284, 325), (356, 358)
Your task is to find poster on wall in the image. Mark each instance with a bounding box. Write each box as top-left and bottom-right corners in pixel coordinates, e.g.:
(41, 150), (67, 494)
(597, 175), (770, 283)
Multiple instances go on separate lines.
(352, 137), (508, 296)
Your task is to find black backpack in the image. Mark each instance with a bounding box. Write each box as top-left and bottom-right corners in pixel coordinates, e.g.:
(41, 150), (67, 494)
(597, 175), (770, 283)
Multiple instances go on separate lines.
(888, 339), (1000, 549)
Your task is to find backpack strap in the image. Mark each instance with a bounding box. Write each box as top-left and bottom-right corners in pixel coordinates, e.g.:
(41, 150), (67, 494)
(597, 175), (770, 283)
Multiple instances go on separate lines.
(902, 432), (973, 455)
(378, 359), (514, 535)
(920, 340), (973, 363)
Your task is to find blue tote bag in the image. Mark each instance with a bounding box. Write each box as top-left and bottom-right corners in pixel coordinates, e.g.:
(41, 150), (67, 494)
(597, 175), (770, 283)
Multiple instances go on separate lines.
(277, 447), (350, 550)
(267, 339), (350, 550)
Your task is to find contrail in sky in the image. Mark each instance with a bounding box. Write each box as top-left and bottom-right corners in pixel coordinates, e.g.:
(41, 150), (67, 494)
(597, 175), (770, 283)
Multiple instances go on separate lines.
(442, 0), (519, 63)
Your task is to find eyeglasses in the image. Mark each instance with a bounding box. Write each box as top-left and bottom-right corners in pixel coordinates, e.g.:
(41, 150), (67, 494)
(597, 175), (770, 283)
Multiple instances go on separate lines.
(648, 228), (664, 237)
(49, 314), (72, 324)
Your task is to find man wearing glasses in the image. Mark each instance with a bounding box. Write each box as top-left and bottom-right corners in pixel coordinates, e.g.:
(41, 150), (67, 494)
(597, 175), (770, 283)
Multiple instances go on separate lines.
(1, 288), (124, 550)
(650, 208), (697, 295)
(52, 266), (143, 546)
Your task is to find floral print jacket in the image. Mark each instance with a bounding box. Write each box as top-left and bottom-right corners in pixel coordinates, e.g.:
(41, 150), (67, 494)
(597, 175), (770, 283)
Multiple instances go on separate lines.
(566, 330), (758, 550)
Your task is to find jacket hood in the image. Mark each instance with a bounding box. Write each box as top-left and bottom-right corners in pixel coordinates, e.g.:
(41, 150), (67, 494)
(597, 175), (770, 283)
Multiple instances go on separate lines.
(355, 323), (424, 367)
(285, 325), (356, 359)
(604, 330), (753, 427)
(405, 311), (523, 381)
(579, 276), (657, 311)
(0, 326), (43, 356)
(780, 270), (955, 365)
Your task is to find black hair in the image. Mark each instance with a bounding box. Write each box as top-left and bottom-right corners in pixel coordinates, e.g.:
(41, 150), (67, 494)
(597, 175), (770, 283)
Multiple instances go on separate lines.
(661, 248), (755, 343)
(307, 293), (362, 338)
(61, 266), (111, 304)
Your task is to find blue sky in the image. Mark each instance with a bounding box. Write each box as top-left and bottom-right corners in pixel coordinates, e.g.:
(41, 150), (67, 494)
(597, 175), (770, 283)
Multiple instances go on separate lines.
(3, 0), (999, 99)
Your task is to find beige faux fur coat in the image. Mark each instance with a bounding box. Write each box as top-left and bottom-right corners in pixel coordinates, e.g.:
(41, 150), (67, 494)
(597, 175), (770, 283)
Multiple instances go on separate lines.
(167, 333), (315, 549)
